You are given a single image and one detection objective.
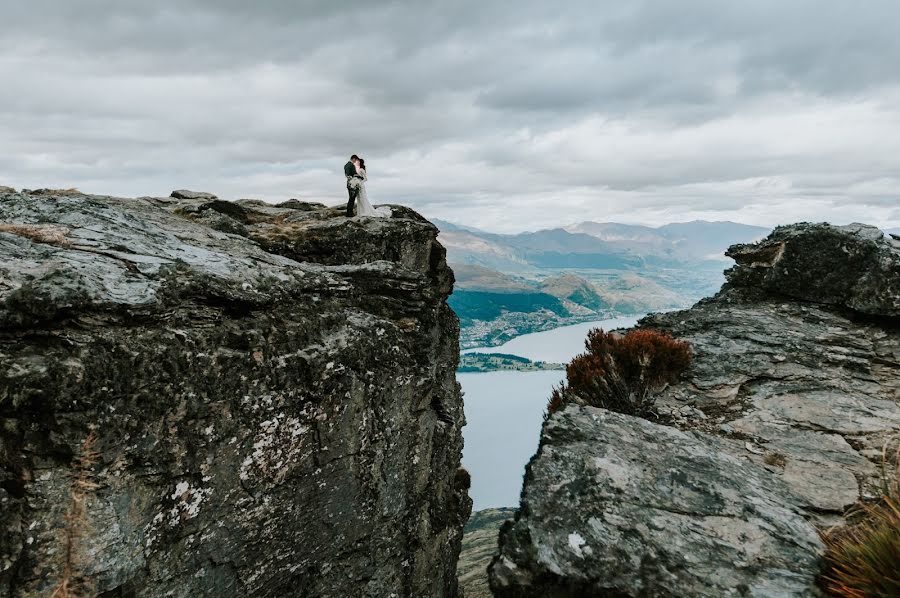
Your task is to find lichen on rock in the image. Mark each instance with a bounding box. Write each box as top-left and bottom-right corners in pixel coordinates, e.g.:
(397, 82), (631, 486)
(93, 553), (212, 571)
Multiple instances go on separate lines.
(490, 407), (824, 597)
(0, 189), (471, 597)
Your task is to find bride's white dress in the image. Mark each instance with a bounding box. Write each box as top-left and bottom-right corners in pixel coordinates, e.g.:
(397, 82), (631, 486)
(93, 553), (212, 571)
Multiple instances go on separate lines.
(355, 168), (391, 218)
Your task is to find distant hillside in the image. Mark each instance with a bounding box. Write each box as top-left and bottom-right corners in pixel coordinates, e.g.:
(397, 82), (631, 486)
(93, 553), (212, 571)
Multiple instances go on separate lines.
(437, 228), (535, 272)
(566, 220), (769, 262)
(452, 264), (533, 292)
(449, 262), (574, 327)
(448, 289), (568, 325)
(480, 228), (644, 269)
(452, 266), (611, 318)
(439, 219), (769, 347)
(886, 227), (900, 236)
(562, 221), (663, 242)
(656, 220), (770, 260)
(588, 271), (685, 313)
(432, 219), (489, 235)
(449, 265), (620, 347)
(438, 219), (769, 271)
(539, 273), (610, 311)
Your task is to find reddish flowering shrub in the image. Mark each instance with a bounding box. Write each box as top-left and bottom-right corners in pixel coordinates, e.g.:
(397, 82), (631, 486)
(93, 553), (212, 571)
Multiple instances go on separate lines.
(547, 328), (692, 418)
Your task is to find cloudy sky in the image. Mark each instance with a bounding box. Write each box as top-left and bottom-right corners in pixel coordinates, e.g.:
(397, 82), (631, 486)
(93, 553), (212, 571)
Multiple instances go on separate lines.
(1, 1), (898, 233)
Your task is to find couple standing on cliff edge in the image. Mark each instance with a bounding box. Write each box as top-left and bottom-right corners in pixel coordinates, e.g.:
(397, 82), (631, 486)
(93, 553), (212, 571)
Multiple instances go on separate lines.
(344, 155), (391, 218)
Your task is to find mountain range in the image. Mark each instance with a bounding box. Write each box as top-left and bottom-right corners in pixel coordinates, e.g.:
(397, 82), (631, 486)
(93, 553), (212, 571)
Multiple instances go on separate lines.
(440, 220), (899, 348)
(438, 219), (771, 346)
(435, 219), (770, 272)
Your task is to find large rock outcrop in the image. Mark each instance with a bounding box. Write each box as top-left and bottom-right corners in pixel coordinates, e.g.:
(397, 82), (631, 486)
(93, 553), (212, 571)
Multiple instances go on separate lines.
(648, 223), (900, 515)
(491, 222), (900, 596)
(490, 407), (823, 597)
(725, 222), (899, 316)
(0, 190), (471, 597)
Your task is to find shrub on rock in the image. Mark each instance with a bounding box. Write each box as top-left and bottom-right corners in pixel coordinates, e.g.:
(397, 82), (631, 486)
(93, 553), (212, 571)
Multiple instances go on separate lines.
(548, 328), (691, 417)
(821, 461), (900, 597)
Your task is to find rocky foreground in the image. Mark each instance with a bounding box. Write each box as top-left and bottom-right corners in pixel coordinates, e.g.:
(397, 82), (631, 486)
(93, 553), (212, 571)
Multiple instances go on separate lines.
(490, 223), (900, 596)
(0, 189), (471, 597)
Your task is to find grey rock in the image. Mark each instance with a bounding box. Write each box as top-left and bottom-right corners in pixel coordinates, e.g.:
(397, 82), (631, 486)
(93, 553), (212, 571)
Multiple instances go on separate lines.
(170, 189), (218, 200)
(642, 290), (899, 514)
(21, 188), (84, 196)
(197, 198), (252, 222)
(725, 222), (900, 316)
(488, 407), (824, 597)
(276, 199), (329, 211)
(0, 186), (15, 193)
(493, 222), (898, 596)
(195, 209), (248, 236)
(634, 223), (900, 514)
(0, 190), (470, 597)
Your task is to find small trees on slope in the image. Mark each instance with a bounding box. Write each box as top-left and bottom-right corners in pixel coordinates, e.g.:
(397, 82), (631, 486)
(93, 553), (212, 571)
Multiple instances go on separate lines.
(547, 328), (692, 418)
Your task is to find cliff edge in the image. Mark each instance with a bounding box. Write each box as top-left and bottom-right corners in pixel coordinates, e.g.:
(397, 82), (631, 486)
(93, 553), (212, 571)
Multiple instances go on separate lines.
(0, 189), (471, 597)
(490, 223), (899, 597)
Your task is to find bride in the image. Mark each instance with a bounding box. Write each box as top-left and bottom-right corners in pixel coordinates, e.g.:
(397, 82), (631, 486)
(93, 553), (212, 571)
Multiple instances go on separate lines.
(355, 158), (391, 218)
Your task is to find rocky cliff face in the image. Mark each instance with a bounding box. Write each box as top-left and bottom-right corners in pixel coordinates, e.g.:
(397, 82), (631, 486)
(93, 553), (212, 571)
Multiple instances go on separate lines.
(490, 223), (900, 596)
(0, 189), (471, 597)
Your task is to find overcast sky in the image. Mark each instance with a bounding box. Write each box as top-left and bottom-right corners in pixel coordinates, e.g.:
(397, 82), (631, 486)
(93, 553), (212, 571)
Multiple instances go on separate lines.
(1, 1), (898, 233)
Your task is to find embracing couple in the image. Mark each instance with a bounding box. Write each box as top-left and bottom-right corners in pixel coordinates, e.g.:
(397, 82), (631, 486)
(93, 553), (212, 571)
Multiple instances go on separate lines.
(344, 155), (391, 218)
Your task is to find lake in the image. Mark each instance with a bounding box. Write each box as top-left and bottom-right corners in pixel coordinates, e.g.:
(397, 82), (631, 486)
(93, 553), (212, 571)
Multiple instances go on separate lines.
(460, 315), (642, 510)
(462, 315), (642, 363)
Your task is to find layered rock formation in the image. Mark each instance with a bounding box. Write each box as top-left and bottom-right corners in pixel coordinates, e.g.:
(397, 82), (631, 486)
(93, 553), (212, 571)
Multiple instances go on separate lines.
(490, 223), (900, 596)
(0, 189), (471, 597)
(490, 408), (824, 597)
(649, 223), (900, 515)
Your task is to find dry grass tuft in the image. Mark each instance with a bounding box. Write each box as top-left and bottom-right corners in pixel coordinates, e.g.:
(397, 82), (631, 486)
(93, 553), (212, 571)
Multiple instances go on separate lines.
(51, 431), (100, 598)
(0, 223), (71, 247)
(820, 447), (900, 597)
(547, 328), (692, 418)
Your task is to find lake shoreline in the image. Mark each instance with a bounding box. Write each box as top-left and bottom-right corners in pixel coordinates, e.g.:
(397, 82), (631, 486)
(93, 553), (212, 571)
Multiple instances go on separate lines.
(461, 315), (644, 365)
(457, 352), (564, 373)
(458, 310), (633, 350)
(460, 314), (648, 511)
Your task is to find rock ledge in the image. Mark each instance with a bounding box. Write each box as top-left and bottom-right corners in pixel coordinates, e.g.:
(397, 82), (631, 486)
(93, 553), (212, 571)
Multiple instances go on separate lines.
(491, 222), (899, 596)
(0, 190), (470, 597)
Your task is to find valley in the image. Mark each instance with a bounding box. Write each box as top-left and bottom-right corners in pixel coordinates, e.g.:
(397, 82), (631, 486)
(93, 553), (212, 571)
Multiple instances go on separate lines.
(440, 218), (769, 348)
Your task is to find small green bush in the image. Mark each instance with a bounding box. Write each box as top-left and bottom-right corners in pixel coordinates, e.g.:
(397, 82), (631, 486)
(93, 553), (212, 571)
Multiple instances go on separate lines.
(547, 328), (692, 418)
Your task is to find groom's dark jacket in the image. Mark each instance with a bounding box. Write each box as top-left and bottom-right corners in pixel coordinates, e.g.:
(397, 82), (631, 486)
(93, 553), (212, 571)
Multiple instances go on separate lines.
(344, 161), (361, 179)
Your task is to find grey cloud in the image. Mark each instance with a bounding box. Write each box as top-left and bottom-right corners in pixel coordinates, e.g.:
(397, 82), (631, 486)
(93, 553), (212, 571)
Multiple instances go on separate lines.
(0, 1), (898, 232)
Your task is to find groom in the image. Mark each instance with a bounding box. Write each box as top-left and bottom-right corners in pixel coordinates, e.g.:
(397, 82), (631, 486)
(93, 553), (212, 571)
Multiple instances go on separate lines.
(344, 155), (363, 217)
